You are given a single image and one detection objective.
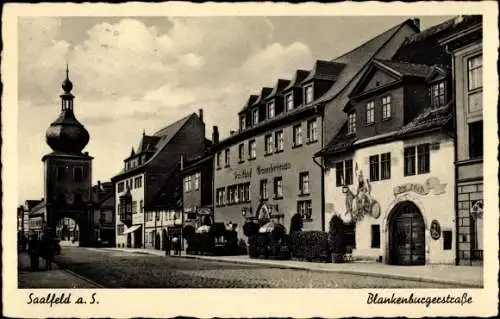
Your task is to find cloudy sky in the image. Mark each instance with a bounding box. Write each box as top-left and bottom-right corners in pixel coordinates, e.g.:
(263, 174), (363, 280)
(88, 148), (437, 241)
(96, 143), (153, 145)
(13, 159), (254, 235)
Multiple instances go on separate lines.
(18, 15), (451, 204)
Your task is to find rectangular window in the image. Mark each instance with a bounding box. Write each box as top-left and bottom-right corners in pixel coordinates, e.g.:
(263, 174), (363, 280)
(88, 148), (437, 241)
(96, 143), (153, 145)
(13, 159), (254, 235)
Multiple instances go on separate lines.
(134, 176), (142, 188)
(285, 93), (294, 111)
(238, 143), (245, 162)
(132, 201), (137, 215)
(216, 152), (222, 169)
(275, 130), (284, 152)
(347, 113), (356, 135)
(430, 81), (446, 107)
(468, 54), (482, 91)
(238, 184), (245, 203)
(73, 167), (83, 182)
(469, 121), (483, 158)
(336, 160), (353, 186)
(252, 109), (259, 125)
(404, 147), (416, 176)
(293, 124), (303, 147)
(267, 101), (275, 119)
(417, 144), (430, 174)
(244, 183), (250, 202)
(299, 172), (310, 195)
(344, 160), (353, 185)
(345, 223), (356, 249)
(248, 140), (256, 159)
(336, 162), (344, 187)
(369, 155), (380, 181)
(234, 185), (240, 203)
(224, 149), (230, 167)
(216, 188), (225, 206)
(117, 182), (124, 193)
(366, 101), (375, 124)
(264, 134), (273, 155)
(371, 225), (381, 248)
(307, 119), (318, 143)
(297, 200), (312, 220)
(240, 115), (246, 131)
(140, 200), (143, 214)
(443, 230), (452, 250)
(194, 173), (200, 190)
(382, 96), (391, 119)
(274, 177), (283, 199)
(380, 152), (391, 180)
(304, 85), (314, 105)
(260, 179), (268, 200)
(184, 176), (191, 193)
(228, 185), (235, 204)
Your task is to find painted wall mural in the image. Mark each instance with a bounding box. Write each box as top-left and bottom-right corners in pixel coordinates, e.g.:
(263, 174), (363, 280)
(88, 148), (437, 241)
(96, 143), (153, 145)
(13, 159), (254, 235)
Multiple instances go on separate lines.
(343, 167), (381, 223)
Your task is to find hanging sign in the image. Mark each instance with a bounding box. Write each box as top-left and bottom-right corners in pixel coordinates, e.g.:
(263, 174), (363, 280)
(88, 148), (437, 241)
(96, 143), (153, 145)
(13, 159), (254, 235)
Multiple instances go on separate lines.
(430, 220), (441, 240)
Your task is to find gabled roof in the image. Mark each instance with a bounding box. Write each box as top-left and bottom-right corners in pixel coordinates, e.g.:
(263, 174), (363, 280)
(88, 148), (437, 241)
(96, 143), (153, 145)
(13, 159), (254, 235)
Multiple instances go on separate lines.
(25, 199), (43, 210)
(314, 19), (419, 107)
(398, 102), (453, 136)
(283, 69), (310, 91)
(238, 95), (259, 114)
(137, 134), (161, 153)
(113, 113), (197, 178)
(374, 59), (432, 78)
(426, 65), (449, 82)
(144, 164), (183, 210)
(31, 199), (46, 214)
(250, 87), (273, 107)
(265, 79), (291, 100)
(301, 60), (346, 83)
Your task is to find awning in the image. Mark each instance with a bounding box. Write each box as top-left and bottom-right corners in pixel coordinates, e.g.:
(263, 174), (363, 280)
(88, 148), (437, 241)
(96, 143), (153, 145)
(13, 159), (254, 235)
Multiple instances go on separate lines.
(122, 224), (141, 234)
(259, 221), (276, 233)
(198, 208), (212, 215)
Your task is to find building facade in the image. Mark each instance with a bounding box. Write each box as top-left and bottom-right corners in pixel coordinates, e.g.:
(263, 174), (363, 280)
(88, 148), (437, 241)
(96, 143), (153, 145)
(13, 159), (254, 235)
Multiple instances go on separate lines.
(439, 16), (483, 265)
(113, 110), (208, 249)
(29, 200), (46, 239)
(212, 19), (420, 241)
(319, 16), (481, 265)
(91, 181), (115, 246)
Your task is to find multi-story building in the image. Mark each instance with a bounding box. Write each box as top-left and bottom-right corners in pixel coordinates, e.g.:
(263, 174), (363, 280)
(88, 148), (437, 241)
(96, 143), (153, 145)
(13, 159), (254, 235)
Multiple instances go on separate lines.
(212, 19), (420, 241)
(181, 152), (214, 233)
(91, 181), (115, 246)
(112, 110), (208, 249)
(439, 16), (483, 265)
(319, 16), (480, 266)
(29, 199), (46, 238)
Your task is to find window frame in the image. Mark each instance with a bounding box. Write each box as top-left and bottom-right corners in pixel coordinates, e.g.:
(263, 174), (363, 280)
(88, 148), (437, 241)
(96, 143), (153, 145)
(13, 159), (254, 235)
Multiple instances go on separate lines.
(267, 100), (275, 119)
(304, 84), (314, 105)
(380, 152), (391, 180)
(307, 119), (318, 143)
(275, 130), (284, 152)
(430, 81), (446, 108)
(347, 112), (356, 135)
(285, 92), (294, 111)
(366, 101), (375, 125)
(252, 108), (259, 125)
(73, 166), (84, 182)
(238, 143), (245, 162)
(297, 200), (312, 220)
(292, 124), (303, 147)
(260, 179), (268, 200)
(371, 224), (381, 248)
(273, 177), (283, 199)
(468, 120), (483, 159)
(299, 172), (310, 195)
(467, 54), (482, 91)
(369, 155), (380, 182)
(264, 134), (274, 155)
(381, 95), (391, 120)
(248, 140), (256, 160)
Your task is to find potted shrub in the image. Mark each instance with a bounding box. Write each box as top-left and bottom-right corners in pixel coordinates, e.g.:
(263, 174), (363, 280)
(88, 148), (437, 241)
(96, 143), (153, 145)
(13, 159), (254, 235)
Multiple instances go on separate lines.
(328, 215), (346, 263)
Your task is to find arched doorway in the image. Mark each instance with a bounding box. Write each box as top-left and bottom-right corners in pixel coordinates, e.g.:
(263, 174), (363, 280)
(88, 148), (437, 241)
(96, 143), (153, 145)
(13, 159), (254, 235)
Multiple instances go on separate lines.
(388, 201), (425, 265)
(56, 217), (80, 246)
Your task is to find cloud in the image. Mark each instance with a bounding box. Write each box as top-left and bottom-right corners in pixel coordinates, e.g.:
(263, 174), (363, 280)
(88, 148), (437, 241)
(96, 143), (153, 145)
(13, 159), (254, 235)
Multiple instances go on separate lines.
(17, 17), (314, 204)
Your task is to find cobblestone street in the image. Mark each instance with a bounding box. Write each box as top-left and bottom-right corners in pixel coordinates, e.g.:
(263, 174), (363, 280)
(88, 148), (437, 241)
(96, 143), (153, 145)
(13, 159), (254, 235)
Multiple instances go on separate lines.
(47, 247), (462, 288)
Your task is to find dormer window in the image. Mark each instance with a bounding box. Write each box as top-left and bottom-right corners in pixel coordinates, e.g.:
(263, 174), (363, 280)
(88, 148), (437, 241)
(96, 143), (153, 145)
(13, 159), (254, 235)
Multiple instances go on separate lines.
(347, 113), (356, 135)
(430, 81), (446, 107)
(252, 109), (259, 125)
(285, 93), (294, 111)
(267, 101), (275, 119)
(304, 84), (314, 105)
(240, 115), (246, 131)
(366, 101), (375, 125)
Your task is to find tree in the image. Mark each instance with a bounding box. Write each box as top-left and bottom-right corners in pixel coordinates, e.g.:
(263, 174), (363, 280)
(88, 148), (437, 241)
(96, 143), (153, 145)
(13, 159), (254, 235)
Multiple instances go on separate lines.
(289, 213), (303, 234)
(328, 215), (346, 263)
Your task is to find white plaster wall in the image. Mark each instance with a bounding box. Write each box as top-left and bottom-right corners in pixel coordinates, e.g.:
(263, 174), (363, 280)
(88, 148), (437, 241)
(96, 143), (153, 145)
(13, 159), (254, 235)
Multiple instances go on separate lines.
(115, 173), (145, 246)
(324, 133), (455, 264)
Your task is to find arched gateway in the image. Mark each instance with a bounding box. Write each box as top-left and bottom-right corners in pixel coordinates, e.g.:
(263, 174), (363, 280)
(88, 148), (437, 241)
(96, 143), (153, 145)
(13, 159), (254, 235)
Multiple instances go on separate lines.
(387, 201), (426, 265)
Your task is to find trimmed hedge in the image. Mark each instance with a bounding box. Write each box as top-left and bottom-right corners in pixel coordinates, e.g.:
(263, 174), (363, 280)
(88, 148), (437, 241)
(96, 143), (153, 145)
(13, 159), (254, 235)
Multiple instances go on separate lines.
(290, 231), (331, 262)
(186, 230), (243, 256)
(247, 233), (290, 260)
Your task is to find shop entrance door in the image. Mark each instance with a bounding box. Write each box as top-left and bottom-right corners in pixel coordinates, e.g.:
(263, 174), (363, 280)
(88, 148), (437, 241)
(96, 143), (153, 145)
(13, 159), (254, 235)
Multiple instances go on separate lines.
(389, 201), (425, 265)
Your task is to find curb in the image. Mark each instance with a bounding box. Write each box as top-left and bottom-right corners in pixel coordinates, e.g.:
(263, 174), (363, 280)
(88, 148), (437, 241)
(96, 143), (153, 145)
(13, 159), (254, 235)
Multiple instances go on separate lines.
(170, 255), (482, 288)
(52, 261), (106, 288)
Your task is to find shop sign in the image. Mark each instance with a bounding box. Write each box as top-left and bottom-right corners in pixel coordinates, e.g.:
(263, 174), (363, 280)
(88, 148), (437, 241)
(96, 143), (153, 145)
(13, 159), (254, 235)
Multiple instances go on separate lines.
(256, 163), (291, 175)
(393, 177), (446, 196)
(234, 168), (252, 180)
(430, 220), (441, 240)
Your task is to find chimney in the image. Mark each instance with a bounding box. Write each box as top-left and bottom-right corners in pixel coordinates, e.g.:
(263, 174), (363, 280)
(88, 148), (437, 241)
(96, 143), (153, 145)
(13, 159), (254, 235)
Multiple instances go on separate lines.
(412, 18), (420, 30)
(212, 126), (219, 144)
(198, 108), (204, 123)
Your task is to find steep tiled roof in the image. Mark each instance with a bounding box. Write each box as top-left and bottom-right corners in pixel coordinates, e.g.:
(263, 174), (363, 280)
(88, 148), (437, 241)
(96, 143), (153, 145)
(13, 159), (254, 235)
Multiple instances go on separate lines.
(25, 199), (43, 210)
(113, 113), (196, 177)
(301, 60), (346, 83)
(31, 199), (46, 214)
(318, 122), (357, 156)
(238, 94), (259, 114)
(398, 102), (453, 136)
(266, 79), (291, 100)
(315, 19), (418, 107)
(283, 69), (310, 91)
(374, 59), (432, 78)
(137, 135), (161, 153)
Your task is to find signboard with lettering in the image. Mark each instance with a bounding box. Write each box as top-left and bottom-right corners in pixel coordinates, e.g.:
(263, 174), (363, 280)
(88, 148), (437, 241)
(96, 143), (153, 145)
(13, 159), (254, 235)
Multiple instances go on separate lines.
(234, 168), (252, 180)
(393, 177), (446, 196)
(256, 163), (291, 175)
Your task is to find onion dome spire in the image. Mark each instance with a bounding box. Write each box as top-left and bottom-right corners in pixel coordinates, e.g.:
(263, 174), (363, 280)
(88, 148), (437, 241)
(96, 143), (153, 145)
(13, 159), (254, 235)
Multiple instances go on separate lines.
(45, 65), (90, 154)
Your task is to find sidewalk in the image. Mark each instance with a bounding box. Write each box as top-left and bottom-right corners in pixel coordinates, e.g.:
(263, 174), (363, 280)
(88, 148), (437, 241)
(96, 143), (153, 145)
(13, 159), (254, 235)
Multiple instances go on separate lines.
(107, 247), (483, 287)
(18, 252), (103, 288)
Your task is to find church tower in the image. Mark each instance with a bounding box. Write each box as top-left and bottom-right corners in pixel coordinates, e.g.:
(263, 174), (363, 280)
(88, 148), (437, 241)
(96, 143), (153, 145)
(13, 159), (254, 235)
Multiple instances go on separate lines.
(42, 66), (94, 246)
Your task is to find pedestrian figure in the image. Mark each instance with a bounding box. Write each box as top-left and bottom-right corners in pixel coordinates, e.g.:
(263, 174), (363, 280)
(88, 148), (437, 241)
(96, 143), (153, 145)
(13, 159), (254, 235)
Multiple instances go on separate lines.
(41, 232), (55, 270)
(28, 235), (40, 271)
(172, 236), (179, 255)
(165, 236), (171, 256)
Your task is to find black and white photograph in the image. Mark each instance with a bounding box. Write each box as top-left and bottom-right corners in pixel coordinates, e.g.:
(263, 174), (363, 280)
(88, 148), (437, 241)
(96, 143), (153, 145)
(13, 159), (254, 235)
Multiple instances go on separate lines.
(2, 1), (498, 318)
